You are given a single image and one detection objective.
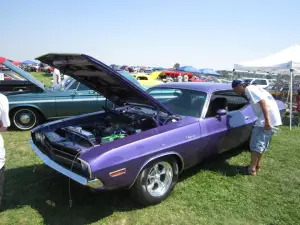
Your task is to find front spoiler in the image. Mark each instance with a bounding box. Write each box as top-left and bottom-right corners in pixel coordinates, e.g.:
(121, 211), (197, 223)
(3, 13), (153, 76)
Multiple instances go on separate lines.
(29, 140), (103, 189)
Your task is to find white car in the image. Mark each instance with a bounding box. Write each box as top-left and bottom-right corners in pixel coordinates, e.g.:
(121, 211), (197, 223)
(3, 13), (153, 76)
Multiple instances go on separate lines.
(243, 78), (270, 89)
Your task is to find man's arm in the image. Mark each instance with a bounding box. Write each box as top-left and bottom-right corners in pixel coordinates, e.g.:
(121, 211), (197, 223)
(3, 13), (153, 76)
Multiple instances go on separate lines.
(0, 96), (11, 132)
(0, 121), (7, 132)
(259, 99), (271, 130)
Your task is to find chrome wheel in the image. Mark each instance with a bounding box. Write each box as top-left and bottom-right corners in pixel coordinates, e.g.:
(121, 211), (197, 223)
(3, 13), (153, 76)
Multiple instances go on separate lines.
(146, 161), (173, 197)
(13, 108), (38, 130)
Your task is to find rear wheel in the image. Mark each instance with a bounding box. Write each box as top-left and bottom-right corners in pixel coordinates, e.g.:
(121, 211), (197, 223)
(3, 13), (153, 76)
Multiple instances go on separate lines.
(11, 108), (42, 131)
(130, 156), (179, 206)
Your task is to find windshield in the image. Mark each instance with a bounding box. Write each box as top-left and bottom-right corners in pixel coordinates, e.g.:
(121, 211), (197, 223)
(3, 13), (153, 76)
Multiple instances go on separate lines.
(243, 79), (253, 83)
(50, 76), (74, 91)
(1, 71), (24, 80)
(147, 87), (207, 118)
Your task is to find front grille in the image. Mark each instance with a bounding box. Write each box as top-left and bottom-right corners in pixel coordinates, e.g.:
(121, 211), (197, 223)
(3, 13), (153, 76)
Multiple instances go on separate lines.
(36, 136), (90, 178)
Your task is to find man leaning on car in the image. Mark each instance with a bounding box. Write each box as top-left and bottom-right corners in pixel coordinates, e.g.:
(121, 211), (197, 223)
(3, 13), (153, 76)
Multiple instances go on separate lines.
(0, 93), (10, 207)
(232, 79), (282, 176)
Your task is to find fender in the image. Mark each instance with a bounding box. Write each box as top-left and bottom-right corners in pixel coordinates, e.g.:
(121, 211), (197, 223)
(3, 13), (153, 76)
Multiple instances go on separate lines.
(127, 151), (184, 189)
(9, 104), (47, 119)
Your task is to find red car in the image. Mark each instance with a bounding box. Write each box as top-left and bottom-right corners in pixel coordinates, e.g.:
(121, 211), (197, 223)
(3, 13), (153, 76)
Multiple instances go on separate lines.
(189, 76), (204, 82)
(162, 70), (194, 79)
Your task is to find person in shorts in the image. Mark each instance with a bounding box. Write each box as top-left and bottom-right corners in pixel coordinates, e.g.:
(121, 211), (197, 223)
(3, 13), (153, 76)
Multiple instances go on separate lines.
(0, 93), (10, 206)
(232, 79), (282, 176)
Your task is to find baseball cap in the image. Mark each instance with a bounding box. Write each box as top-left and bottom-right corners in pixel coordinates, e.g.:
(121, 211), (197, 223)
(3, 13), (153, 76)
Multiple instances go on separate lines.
(231, 79), (245, 88)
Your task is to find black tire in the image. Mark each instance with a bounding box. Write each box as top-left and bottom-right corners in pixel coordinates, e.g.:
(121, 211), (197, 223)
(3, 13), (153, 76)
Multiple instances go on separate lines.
(11, 108), (43, 131)
(130, 156), (179, 206)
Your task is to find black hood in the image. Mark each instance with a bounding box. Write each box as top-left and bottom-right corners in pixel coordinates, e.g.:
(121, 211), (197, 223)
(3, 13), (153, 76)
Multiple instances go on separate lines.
(36, 53), (173, 114)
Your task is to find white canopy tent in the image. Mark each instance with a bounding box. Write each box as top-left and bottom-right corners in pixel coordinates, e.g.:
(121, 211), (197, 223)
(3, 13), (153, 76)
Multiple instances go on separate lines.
(234, 44), (300, 130)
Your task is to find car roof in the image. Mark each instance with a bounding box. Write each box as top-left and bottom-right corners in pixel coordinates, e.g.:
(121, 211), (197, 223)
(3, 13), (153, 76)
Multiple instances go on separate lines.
(150, 82), (232, 93)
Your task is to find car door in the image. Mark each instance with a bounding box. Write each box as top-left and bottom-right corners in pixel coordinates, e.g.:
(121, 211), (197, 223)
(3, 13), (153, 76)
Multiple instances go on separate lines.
(71, 83), (104, 115)
(199, 90), (254, 155)
(54, 79), (79, 118)
(199, 114), (229, 158)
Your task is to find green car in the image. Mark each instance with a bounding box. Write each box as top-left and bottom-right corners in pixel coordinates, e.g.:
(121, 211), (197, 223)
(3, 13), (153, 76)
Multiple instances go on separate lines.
(3, 60), (147, 131)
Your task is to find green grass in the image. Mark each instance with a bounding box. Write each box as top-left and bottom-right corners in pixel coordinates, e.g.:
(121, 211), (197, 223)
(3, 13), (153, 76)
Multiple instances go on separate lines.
(30, 72), (52, 88)
(0, 127), (299, 225)
(1, 73), (300, 224)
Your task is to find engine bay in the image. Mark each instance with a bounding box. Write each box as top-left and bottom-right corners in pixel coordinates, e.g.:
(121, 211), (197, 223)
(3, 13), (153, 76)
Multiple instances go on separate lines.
(41, 108), (178, 150)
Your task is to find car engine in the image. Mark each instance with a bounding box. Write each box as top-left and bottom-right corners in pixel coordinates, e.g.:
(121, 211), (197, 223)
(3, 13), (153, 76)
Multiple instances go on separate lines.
(42, 110), (164, 149)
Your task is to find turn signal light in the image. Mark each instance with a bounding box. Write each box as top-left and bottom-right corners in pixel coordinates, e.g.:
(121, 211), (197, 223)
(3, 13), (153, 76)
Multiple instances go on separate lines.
(109, 168), (126, 177)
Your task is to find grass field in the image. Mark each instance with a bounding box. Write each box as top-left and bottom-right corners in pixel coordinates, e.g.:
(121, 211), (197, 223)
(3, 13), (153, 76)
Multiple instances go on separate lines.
(29, 72), (52, 88)
(0, 73), (300, 225)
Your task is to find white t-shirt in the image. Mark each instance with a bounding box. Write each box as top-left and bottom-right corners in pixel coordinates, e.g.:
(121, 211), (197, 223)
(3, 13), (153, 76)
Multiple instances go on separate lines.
(0, 94), (11, 169)
(52, 68), (61, 86)
(245, 85), (282, 127)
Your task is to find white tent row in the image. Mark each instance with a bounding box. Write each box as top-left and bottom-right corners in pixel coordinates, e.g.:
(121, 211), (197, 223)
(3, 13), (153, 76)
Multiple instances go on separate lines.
(234, 44), (300, 130)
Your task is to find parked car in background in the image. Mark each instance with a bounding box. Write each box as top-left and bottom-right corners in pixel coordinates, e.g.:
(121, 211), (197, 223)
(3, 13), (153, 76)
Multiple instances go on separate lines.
(243, 78), (270, 88)
(0, 60), (42, 93)
(1, 57), (145, 131)
(40, 63), (54, 73)
(30, 53), (286, 206)
(268, 84), (298, 101)
(132, 73), (163, 87)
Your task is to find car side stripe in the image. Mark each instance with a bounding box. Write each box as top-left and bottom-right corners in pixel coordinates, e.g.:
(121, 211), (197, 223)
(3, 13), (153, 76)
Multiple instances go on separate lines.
(9, 97), (106, 104)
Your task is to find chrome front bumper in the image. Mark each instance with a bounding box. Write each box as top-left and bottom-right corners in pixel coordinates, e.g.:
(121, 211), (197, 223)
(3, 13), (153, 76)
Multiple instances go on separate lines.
(29, 140), (103, 189)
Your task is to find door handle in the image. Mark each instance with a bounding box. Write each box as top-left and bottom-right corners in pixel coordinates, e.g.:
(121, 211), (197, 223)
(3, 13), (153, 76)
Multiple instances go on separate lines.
(245, 116), (249, 121)
(186, 135), (195, 139)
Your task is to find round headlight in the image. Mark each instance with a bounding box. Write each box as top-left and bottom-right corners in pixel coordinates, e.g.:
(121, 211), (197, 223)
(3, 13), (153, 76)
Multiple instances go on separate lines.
(35, 133), (45, 143)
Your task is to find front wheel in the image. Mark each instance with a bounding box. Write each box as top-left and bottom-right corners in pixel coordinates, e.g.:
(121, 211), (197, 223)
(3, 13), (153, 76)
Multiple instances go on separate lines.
(130, 156), (179, 206)
(11, 108), (42, 131)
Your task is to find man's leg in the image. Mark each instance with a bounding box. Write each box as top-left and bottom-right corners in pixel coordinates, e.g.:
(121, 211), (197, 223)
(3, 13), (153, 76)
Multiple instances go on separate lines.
(256, 129), (274, 171)
(0, 166), (4, 206)
(249, 126), (264, 175)
(256, 154), (263, 171)
(250, 152), (261, 175)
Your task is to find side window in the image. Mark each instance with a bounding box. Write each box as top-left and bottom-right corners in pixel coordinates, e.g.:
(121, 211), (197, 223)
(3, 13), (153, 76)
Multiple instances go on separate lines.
(254, 79), (267, 85)
(137, 76), (148, 80)
(205, 91), (249, 118)
(77, 83), (90, 91)
(260, 80), (267, 85)
(67, 81), (79, 90)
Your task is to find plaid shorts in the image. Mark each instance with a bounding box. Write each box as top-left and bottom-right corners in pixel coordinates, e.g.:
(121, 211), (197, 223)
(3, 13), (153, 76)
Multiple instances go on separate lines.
(249, 126), (275, 153)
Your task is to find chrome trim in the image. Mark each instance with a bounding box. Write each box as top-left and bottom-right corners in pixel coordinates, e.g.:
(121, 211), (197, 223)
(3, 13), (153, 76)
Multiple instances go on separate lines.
(10, 98), (106, 105)
(77, 158), (92, 179)
(128, 152), (184, 189)
(200, 91), (213, 119)
(29, 140), (103, 188)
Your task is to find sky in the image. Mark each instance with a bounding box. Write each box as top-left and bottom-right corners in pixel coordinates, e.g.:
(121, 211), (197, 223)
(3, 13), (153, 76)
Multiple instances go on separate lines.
(2, 0), (300, 70)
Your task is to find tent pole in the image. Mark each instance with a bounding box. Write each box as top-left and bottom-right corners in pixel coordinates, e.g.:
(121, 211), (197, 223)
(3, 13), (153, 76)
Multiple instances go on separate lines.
(290, 69), (293, 131)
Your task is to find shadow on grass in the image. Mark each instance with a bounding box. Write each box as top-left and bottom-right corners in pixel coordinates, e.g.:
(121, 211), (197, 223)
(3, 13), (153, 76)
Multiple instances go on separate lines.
(179, 147), (250, 181)
(1, 165), (144, 225)
(0, 147), (249, 224)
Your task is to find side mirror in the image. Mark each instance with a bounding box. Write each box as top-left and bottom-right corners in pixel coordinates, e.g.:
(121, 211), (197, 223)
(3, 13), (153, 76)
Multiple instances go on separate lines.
(216, 109), (227, 116)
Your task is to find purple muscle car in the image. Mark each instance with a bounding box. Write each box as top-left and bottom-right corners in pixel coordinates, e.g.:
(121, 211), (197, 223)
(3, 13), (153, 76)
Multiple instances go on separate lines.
(29, 53), (286, 206)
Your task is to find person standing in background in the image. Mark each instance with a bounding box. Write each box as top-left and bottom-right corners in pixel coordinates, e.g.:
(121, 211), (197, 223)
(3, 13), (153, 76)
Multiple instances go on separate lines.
(52, 67), (61, 86)
(0, 93), (11, 206)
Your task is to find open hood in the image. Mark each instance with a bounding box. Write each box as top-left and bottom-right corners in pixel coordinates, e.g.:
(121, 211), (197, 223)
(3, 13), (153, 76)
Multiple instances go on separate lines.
(0, 57), (45, 91)
(36, 53), (173, 114)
